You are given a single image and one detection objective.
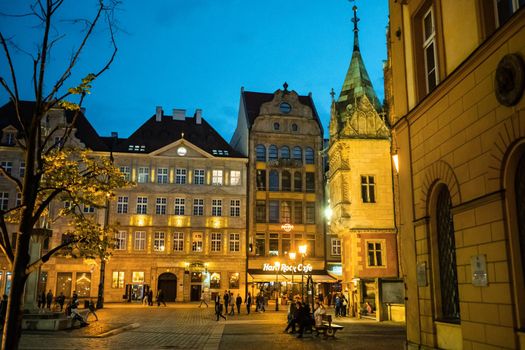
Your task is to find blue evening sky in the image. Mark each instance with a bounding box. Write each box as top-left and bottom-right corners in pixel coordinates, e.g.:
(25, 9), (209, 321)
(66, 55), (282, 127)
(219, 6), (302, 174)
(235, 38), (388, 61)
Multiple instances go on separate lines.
(0, 0), (388, 141)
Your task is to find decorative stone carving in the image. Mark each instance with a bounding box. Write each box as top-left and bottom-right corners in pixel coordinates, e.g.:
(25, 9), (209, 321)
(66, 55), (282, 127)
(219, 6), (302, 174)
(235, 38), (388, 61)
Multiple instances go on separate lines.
(495, 53), (525, 107)
(259, 89), (313, 118)
(339, 95), (389, 138)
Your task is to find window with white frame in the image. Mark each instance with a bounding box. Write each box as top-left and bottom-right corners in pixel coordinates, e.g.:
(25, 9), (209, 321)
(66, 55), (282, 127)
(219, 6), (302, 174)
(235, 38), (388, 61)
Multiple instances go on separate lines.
(83, 204), (95, 213)
(136, 196), (148, 214)
(331, 238), (341, 256)
(230, 199), (240, 217)
(0, 161), (12, 175)
(211, 233), (222, 252)
(134, 231), (146, 251)
(212, 199), (222, 216)
(112, 271), (125, 288)
(193, 198), (204, 216)
(230, 170), (241, 185)
(212, 170), (223, 185)
(119, 166), (131, 181)
(423, 7), (438, 93)
(19, 162), (25, 178)
(115, 231), (127, 250)
(367, 241), (383, 266)
(153, 232), (165, 252)
(174, 198), (185, 215)
(157, 167), (168, 184)
(0, 192), (8, 211)
(194, 169), (205, 185)
(175, 168), (187, 184)
(192, 232), (203, 252)
(156, 197), (167, 215)
(229, 233), (240, 252)
(137, 167), (149, 183)
(173, 232), (184, 252)
(361, 175), (376, 203)
(117, 196), (128, 214)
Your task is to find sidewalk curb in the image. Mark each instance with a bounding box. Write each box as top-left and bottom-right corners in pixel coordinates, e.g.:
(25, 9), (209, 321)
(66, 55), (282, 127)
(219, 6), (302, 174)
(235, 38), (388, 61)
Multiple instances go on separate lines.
(94, 322), (140, 338)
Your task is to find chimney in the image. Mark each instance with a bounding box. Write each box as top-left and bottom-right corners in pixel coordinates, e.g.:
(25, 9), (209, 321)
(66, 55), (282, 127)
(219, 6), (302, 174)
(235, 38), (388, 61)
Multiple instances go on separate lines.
(173, 108), (186, 121)
(111, 131), (118, 139)
(195, 109), (202, 125)
(155, 106), (163, 122)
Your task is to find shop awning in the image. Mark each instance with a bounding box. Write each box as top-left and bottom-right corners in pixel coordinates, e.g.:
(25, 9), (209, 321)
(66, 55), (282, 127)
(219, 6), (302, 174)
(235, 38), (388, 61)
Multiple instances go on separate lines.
(247, 271), (337, 283)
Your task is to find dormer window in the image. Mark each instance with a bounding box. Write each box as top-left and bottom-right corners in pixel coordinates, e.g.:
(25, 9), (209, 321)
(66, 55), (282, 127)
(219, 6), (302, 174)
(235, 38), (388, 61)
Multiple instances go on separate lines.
(279, 102), (292, 114)
(273, 122), (280, 131)
(3, 131), (15, 145)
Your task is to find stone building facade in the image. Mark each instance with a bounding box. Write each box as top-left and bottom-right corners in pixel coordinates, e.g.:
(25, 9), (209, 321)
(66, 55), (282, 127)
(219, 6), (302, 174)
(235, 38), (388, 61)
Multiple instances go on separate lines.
(327, 6), (400, 321)
(388, 1), (525, 349)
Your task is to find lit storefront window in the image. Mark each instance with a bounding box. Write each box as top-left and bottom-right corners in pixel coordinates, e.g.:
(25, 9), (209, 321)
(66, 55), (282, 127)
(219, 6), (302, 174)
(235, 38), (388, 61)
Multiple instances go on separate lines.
(210, 272), (221, 289)
(112, 271), (125, 288)
(132, 271), (144, 283)
(229, 272), (239, 289)
(56, 272), (72, 297)
(75, 272), (91, 297)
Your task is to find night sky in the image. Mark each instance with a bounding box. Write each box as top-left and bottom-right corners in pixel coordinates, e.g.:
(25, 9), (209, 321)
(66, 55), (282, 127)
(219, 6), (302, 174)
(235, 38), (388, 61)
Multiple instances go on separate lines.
(0, 0), (389, 141)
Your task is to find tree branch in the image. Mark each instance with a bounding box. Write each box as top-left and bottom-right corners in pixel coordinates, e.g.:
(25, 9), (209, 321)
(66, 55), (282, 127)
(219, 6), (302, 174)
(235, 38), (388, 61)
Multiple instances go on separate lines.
(31, 188), (62, 227)
(0, 213), (14, 264)
(26, 236), (85, 274)
(0, 165), (22, 193)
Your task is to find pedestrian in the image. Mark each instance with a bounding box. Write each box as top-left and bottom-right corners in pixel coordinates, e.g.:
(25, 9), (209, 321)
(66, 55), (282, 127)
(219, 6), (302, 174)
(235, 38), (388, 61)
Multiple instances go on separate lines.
(313, 301), (326, 327)
(228, 292), (235, 316)
(284, 300), (298, 334)
(223, 290), (230, 314)
(341, 294), (348, 317)
(215, 294), (226, 321)
(157, 289), (166, 307)
(235, 294), (242, 314)
(70, 291), (88, 327)
(46, 290), (53, 310)
(38, 291), (45, 310)
(0, 295), (7, 329)
(148, 289), (153, 306)
(297, 302), (311, 338)
(86, 299), (98, 321)
(246, 292), (252, 314)
(199, 291), (209, 308)
(259, 293), (265, 312)
(334, 294), (341, 317)
(57, 292), (65, 311)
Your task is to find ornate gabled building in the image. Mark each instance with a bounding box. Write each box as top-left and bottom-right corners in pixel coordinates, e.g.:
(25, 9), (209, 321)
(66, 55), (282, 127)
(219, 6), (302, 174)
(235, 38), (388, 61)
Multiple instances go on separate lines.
(327, 6), (400, 321)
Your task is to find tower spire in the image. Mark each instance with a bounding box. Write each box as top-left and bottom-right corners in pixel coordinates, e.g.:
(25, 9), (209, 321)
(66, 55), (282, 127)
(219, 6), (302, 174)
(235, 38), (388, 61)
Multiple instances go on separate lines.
(351, 4), (360, 52)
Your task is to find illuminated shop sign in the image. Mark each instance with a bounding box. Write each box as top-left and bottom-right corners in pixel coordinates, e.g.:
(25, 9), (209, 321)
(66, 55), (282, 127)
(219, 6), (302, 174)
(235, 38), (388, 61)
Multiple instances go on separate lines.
(262, 263), (313, 273)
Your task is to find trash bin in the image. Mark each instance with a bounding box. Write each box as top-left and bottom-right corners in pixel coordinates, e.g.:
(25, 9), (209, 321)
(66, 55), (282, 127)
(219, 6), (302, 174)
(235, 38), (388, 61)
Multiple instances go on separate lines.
(84, 300), (89, 309)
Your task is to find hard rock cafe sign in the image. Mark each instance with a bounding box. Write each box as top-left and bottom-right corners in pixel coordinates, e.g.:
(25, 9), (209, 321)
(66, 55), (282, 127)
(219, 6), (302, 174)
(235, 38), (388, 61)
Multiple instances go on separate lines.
(262, 263), (313, 273)
(281, 223), (294, 232)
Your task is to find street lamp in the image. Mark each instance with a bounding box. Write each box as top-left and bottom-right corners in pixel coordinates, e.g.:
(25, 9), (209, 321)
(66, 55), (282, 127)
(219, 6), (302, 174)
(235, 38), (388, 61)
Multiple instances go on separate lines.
(274, 261), (280, 311)
(298, 244), (307, 302)
(288, 252), (296, 297)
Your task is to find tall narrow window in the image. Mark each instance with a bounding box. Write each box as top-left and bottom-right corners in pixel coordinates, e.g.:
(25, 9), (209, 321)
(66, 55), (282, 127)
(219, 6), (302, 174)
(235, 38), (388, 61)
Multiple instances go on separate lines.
(268, 145), (278, 160)
(367, 242), (383, 266)
(281, 201), (291, 223)
(305, 173), (315, 193)
(112, 271), (125, 288)
(212, 199), (222, 216)
(117, 196), (128, 214)
(211, 233), (222, 252)
(256, 201), (266, 222)
(115, 231), (127, 250)
(331, 238), (341, 256)
(153, 232), (165, 252)
(230, 199), (240, 217)
(175, 168), (187, 184)
(119, 166), (130, 181)
(137, 167), (149, 183)
(361, 176), (376, 203)
(256, 144), (266, 161)
(229, 233), (240, 252)
(305, 147), (314, 164)
(436, 187), (460, 322)
(256, 170), (266, 191)
(423, 7), (438, 93)
(134, 231), (146, 251)
(282, 171), (291, 191)
(194, 169), (205, 185)
(269, 201), (279, 223)
(19, 162), (25, 178)
(294, 172), (302, 192)
(293, 146), (302, 161)
(173, 232), (184, 252)
(306, 202), (315, 223)
(157, 167), (168, 184)
(136, 196), (148, 214)
(269, 233), (279, 256)
(156, 197), (167, 215)
(280, 146), (290, 159)
(293, 201), (303, 224)
(192, 232), (203, 252)
(212, 170), (223, 185)
(255, 233), (265, 256)
(230, 170), (241, 185)
(193, 199), (204, 216)
(269, 170), (279, 191)
(174, 198), (185, 215)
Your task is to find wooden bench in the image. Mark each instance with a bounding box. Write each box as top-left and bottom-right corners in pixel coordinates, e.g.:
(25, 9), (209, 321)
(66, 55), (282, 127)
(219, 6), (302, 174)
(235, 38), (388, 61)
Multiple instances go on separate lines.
(313, 315), (344, 338)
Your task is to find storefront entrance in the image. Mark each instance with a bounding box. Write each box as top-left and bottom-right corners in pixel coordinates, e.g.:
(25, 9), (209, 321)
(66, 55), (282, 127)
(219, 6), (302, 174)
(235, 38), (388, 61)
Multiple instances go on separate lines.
(190, 284), (201, 301)
(157, 273), (177, 302)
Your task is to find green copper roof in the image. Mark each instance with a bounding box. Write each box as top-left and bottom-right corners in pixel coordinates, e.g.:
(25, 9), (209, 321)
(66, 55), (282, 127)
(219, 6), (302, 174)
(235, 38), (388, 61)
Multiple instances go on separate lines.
(336, 5), (381, 114)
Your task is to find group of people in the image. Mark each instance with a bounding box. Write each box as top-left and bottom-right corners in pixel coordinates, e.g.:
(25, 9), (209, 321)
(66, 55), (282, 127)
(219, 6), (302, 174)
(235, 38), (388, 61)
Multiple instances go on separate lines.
(333, 292), (349, 317)
(284, 297), (327, 338)
(37, 290), (66, 312)
(213, 290), (248, 320)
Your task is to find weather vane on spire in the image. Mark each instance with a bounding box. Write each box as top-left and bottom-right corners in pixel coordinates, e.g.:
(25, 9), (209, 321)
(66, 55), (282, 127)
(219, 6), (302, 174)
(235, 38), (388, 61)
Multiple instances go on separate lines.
(350, 0), (359, 33)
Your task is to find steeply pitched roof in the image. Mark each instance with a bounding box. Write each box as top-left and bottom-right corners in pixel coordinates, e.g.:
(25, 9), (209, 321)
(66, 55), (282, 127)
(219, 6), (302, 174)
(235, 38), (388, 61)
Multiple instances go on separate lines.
(0, 100), (108, 151)
(111, 114), (244, 158)
(241, 90), (323, 133)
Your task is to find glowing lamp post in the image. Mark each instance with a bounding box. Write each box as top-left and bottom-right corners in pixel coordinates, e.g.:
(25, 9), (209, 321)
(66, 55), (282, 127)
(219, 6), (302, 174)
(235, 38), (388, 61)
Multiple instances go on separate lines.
(274, 261), (280, 311)
(289, 252), (296, 297)
(298, 244), (307, 302)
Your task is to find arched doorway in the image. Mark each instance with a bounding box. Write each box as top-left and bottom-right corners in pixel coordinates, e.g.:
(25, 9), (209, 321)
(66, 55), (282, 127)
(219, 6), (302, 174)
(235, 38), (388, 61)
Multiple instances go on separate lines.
(157, 273), (177, 302)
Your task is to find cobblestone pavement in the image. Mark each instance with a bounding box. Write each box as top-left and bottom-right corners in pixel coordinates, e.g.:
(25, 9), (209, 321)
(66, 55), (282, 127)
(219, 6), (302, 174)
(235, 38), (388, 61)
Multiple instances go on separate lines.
(18, 303), (406, 350)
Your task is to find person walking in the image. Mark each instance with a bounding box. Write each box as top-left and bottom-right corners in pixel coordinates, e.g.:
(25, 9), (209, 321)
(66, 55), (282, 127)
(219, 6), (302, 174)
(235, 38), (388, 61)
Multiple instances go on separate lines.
(228, 292), (235, 316)
(235, 294), (242, 315)
(86, 299), (98, 321)
(215, 294), (226, 321)
(246, 292), (252, 315)
(199, 291), (209, 308)
(284, 300), (299, 334)
(223, 290), (230, 315)
(157, 289), (167, 307)
(57, 292), (65, 311)
(148, 289), (153, 306)
(38, 291), (45, 310)
(46, 290), (53, 310)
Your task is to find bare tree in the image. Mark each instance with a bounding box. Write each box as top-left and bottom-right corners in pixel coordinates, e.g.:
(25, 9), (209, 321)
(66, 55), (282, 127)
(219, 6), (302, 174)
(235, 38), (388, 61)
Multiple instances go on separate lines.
(0, 1), (124, 349)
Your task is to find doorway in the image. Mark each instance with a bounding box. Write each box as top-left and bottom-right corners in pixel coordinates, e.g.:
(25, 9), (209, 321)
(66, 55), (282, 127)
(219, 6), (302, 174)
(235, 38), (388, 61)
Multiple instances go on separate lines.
(191, 284), (201, 301)
(157, 273), (177, 302)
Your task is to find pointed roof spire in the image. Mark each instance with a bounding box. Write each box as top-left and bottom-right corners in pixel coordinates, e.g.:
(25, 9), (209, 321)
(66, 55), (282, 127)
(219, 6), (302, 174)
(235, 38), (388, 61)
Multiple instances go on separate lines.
(336, 2), (381, 113)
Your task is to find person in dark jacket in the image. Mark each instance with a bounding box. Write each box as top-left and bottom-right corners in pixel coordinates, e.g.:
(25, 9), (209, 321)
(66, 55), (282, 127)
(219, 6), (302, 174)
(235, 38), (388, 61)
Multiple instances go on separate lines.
(246, 292), (252, 314)
(235, 294), (242, 314)
(57, 292), (65, 311)
(157, 289), (166, 306)
(46, 290), (53, 309)
(297, 302), (311, 338)
(284, 301), (299, 333)
(215, 294), (226, 321)
(223, 290), (230, 314)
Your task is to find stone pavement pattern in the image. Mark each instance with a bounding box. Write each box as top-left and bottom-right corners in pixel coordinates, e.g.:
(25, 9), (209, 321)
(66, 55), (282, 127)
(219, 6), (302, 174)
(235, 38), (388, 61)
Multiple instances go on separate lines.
(18, 303), (406, 350)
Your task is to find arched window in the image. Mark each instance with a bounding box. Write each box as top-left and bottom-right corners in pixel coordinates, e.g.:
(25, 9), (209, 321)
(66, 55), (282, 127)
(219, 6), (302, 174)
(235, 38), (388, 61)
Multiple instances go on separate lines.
(268, 145), (278, 161)
(256, 144), (266, 161)
(269, 170), (279, 192)
(293, 146), (302, 161)
(294, 172), (302, 192)
(305, 147), (314, 164)
(515, 154), (525, 294)
(280, 146), (290, 159)
(282, 171), (291, 192)
(436, 186), (460, 323)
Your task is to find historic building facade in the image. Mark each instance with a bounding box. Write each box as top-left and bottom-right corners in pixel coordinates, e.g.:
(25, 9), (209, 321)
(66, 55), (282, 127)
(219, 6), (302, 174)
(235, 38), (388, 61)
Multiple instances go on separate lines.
(327, 6), (400, 321)
(230, 85), (333, 300)
(388, 1), (525, 349)
(0, 102), (247, 303)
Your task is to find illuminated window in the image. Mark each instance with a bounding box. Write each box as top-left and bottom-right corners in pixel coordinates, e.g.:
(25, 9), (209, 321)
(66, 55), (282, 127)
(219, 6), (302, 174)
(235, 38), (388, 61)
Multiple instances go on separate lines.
(230, 170), (241, 185)
(229, 233), (240, 252)
(119, 166), (130, 181)
(194, 169), (205, 184)
(193, 198), (204, 216)
(256, 170), (266, 190)
(112, 271), (124, 288)
(212, 170), (223, 185)
(132, 271), (144, 283)
(134, 231), (146, 251)
(210, 272), (221, 289)
(212, 199), (222, 216)
(136, 196), (148, 214)
(230, 199), (240, 217)
(114, 231), (127, 250)
(282, 235), (291, 255)
(211, 232), (222, 252)
(157, 167), (168, 184)
(156, 197), (167, 215)
(174, 198), (185, 215)
(281, 201), (291, 223)
(137, 167), (149, 183)
(331, 238), (341, 256)
(153, 232), (165, 252)
(175, 168), (187, 184)
(117, 196), (128, 214)
(229, 272), (240, 289)
(361, 176), (376, 203)
(0, 192), (9, 211)
(56, 272), (72, 297)
(367, 241), (383, 266)
(173, 232), (184, 252)
(75, 272), (91, 297)
(192, 232), (203, 252)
